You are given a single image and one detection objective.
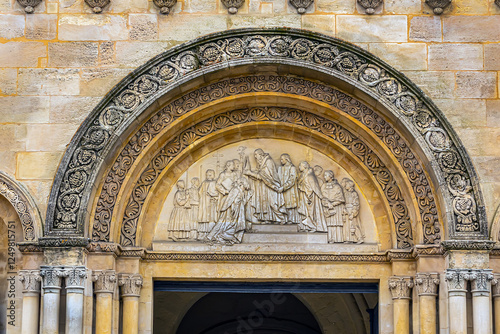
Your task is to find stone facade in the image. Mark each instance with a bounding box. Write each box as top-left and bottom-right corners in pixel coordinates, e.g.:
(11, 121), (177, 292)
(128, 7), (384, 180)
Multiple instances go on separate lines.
(1, 0), (500, 333)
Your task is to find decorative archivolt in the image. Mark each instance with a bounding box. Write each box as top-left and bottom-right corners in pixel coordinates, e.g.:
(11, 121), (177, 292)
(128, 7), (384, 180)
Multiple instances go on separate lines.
(46, 28), (485, 243)
(0, 171), (41, 241)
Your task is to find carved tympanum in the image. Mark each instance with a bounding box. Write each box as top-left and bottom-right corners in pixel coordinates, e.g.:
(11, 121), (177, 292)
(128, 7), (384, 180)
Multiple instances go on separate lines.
(425, 0), (451, 14)
(289, 0), (314, 14)
(357, 0), (383, 14)
(221, 0), (244, 13)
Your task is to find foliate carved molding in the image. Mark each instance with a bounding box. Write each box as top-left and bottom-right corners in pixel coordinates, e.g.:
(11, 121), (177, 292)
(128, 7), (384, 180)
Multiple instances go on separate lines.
(388, 276), (414, 299)
(415, 273), (439, 296)
(16, 0), (42, 13)
(387, 250), (413, 261)
(289, 0), (313, 14)
(0, 171), (39, 241)
(87, 242), (121, 254)
(445, 269), (471, 292)
(221, 0), (244, 13)
(62, 266), (87, 292)
(357, 0), (382, 14)
(92, 270), (117, 293)
(413, 244), (444, 258)
(469, 269), (493, 294)
(39, 237), (90, 248)
(118, 274), (143, 297)
(84, 0), (110, 13)
(153, 0), (176, 14)
(18, 270), (41, 294)
(119, 106), (413, 248)
(46, 29), (484, 241)
(17, 242), (42, 253)
(425, 0), (451, 14)
(40, 266), (65, 291)
(491, 274), (500, 297)
(441, 240), (495, 251)
(96, 75), (440, 249)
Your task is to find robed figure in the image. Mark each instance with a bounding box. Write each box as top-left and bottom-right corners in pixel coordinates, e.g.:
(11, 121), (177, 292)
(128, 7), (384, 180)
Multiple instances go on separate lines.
(342, 178), (364, 243)
(216, 160), (237, 210)
(296, 161), (327, 232)
(197, 170), (219, 240)
(244, 149), (285, 223)
(278, 154), (300, 224)
(168, 180), (191, 241)
(207, 178), (250, 245)
(321, 170), (346, 243)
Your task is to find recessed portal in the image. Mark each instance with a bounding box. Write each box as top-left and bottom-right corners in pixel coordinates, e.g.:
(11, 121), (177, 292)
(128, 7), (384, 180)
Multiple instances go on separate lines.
(153, 282), (379, 334)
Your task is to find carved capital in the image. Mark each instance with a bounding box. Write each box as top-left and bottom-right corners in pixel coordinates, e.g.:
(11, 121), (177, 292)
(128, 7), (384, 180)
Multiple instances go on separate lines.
(445, 269), (471, 292)
(388, 276), (414, 300)
(62, 266), (87, 293)
(40, 266), (65, 292)
(118, 274), (143, 297)
(18, 270), (41, 294)
(357, 0), (383, 14)
(491, 274), (500, 297)
(425, 0), (451, 15)
(469, 269), (493, 294)
(92, 270), (117, 294)
(415, 273), (440, 296)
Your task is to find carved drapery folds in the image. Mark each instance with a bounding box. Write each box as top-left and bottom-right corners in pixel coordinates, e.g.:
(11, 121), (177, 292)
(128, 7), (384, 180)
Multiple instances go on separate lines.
(118, 274), (143, 297)
(221, 0), (244, 13)
(153, 0), (177, 14)
(92, 270), (117, 293)
(389, 276), (414, 299)
(415, 273), (439, 296)
(84, 0), (110, 13)
(289, 0), (314, 14)
(425, 0), (451, 14)
(19, 270), (41, 293)
(357, 0), (383, 14)
(45, 29), (485, 243)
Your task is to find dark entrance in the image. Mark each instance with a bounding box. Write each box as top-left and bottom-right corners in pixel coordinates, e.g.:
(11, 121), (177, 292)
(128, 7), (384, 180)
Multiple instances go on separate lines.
(154, 282), (379, 334)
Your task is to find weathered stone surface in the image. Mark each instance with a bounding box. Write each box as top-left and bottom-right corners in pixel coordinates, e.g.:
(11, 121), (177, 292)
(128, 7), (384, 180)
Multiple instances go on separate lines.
(369, 43), (427, 71)
(444, 16), (500, 42)
(184, 0), (217, 12)
(384, 0), (421, 13)
(0, 96), (50, 123)
(48, 42), (99, 67)
(108, 0), (148, 12)
(452, 0), (489, 14)
(229, 15), (300, 29)
(428, 44), (483, 70)
(0, 68), (17, 95)
(433, 99), (486, 128)
(473, 157), (500, 183)
(486, 100), (500, 128)
(301, 15), (335, 35)
(403, 71), (454, 99)
(0, 14), (25, 39)
(58, 15), (128, 41)
(0, 42), (46, 67)
(316, 0), (354, 13)
(454, 128), (500, 157)
(16, 152), (63, 180)
(18, 69), (80, 96)
(129, 14), (158, 41)
(485, 44), (500, 71)
(115, 42), (170, 68)
(80, 68), (131, 96)
(0, 125), (26, 151)
(409, 16), (441, 42)
(26, 124), (78, 152)
(159, 15), (227, 42)
(49, 96), (101, 124)
(337, 16), (407, 43)
(58, 0), (83, 13)
(26, 14), (57, 40)
(0, 152), (16, 175)
(455, 72), (497, 99)
(99, 41), (115, 66)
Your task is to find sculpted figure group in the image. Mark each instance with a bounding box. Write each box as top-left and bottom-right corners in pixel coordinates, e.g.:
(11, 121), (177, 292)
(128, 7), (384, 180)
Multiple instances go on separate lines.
(168, 148), (364, 245)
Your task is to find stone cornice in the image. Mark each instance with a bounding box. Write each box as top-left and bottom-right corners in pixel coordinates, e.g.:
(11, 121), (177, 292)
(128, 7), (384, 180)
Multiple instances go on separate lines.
(39, 237), (90, 248)
(441, 240), (496, 251)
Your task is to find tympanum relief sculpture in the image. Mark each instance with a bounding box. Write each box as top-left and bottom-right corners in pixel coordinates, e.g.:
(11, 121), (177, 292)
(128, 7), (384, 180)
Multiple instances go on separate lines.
(156, 140), (375, 246)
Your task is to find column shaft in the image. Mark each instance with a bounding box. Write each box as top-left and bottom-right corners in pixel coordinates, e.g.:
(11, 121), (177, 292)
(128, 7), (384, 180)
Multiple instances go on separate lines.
(494, 296), (500, 334)
(419, 295), (437, 334)
(40, 267), (64, 334)
(96, 293), (113, 334)
(19, 270), (41, 334)
(470, 269), (493, 334)
(446, 269), (469, 334)
(63, 267), (87, 334)
(122, 296), (140, 334)
(393, 299), (410, 334)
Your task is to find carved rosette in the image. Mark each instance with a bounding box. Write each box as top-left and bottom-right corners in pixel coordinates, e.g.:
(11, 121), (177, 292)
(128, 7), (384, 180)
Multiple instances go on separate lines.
(40, 266), (65, 293)
(19, 270), (41, 294)
(84, 0), (110, 13)
(388, 276), (414, 300)
(425, 0), (451, 14)
(289, 0), (313, 14)
(92, 270), (117, 293)
(153, 0), (177, 14)
(469, 269), (493, 295)
(221, 0), (244, 14)
(118, 274), (143, 297)
(445, 269), (471, 292)
(62, 266), (87, 293)
(357, 0), (383, 14)
(16, 0), (42, 13)
(415, 273), (440, 296)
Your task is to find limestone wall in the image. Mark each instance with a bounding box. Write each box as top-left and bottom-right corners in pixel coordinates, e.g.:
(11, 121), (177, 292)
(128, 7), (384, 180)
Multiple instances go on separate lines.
(0, 0), (499, 229)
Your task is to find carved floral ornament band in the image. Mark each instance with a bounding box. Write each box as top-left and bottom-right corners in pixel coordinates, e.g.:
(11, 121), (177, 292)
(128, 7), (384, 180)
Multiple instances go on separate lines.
(46, 29), (485, 244)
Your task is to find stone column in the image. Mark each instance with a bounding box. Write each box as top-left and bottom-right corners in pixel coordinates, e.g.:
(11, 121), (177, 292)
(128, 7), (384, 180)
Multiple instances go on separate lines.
(118, 274), (143, 334)
(445, 269), (471, 334)
(415, 273), (439, 334)
(469, 269), (493, 334)
(62, 266), (87, 334)
(492, 274), (500, 334)
(19, 270), (41, 334)
(40, 266), (64, 334)
(92, 270), (117, 334)
(388, 276), (413, 334)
